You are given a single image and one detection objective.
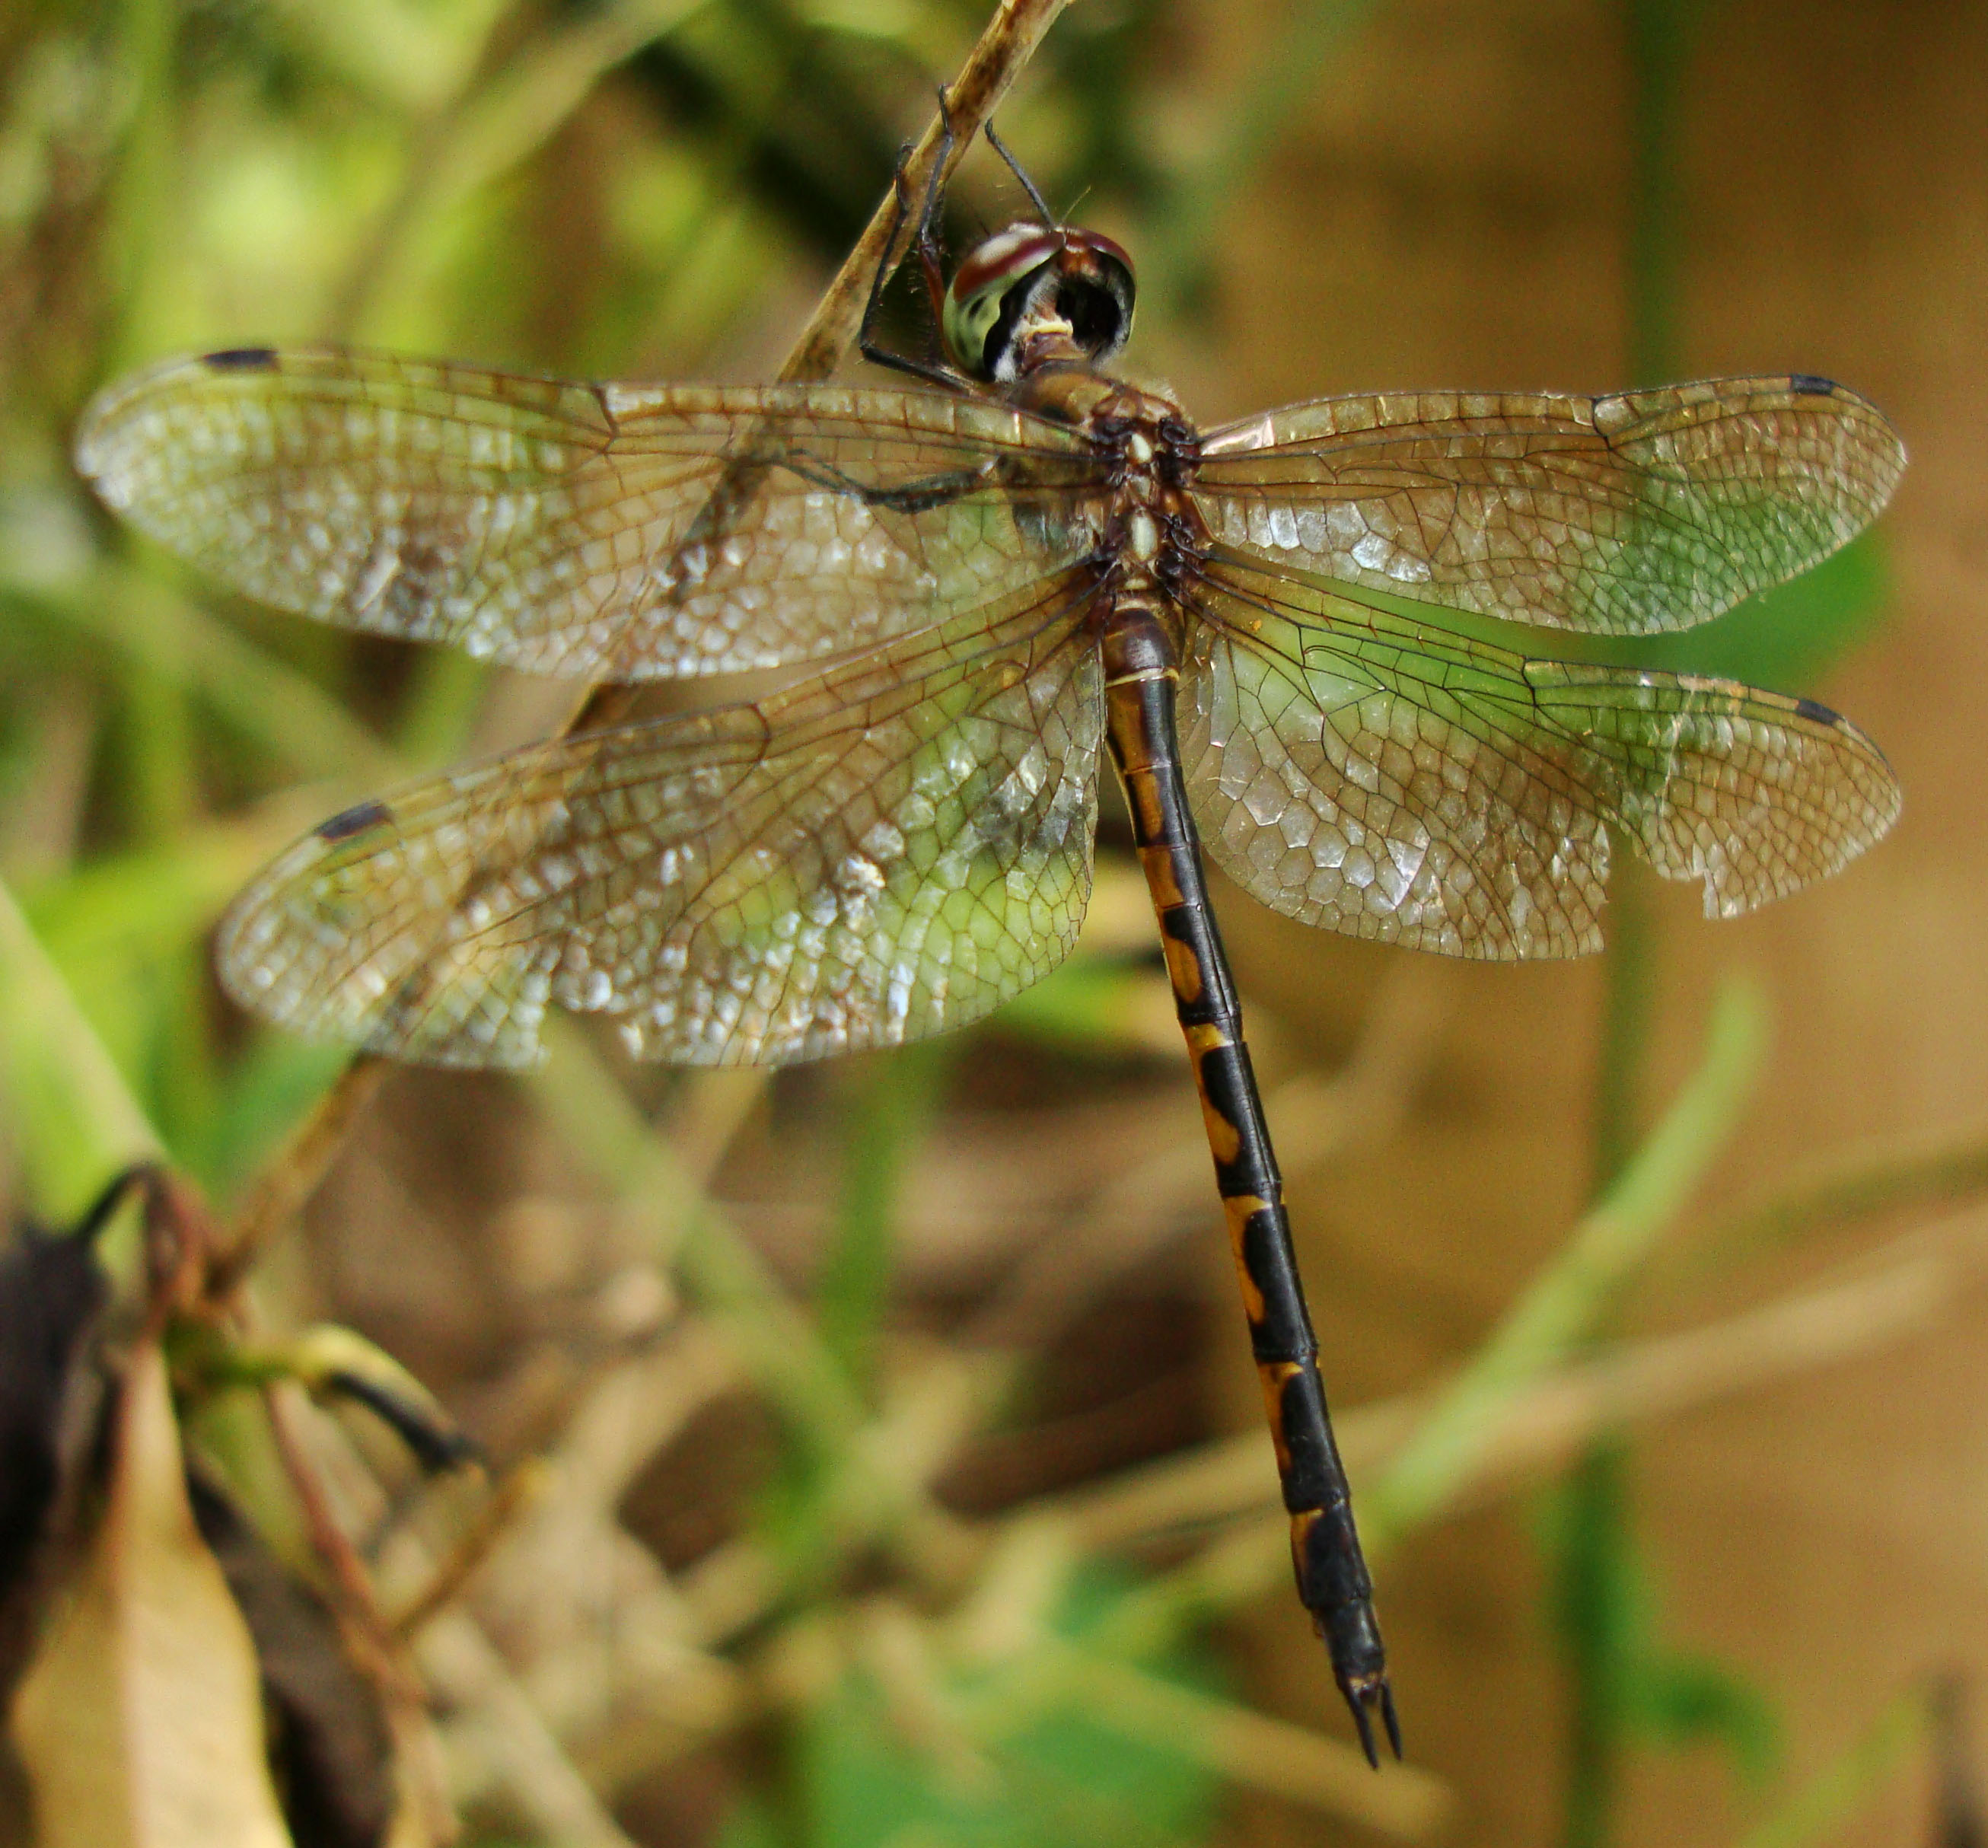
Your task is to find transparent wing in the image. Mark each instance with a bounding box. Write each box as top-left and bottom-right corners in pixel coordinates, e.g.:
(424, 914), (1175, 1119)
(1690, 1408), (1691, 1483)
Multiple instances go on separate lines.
(1194, 377), (1904, 635)
(76, 346), (1104, 678)
(1180, 556), (1900, 959)
(218, 571), (1105, 1067)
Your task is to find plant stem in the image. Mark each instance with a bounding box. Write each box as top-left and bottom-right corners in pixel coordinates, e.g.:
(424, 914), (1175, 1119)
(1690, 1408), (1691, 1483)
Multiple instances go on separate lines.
(1731, 1683), (1929, 1848)
(0, 875), (162, 1238)
(820, 1045), (945, 1397)
(1361, 977), (1763, 1550)
(1556, 7), (1699, 1840)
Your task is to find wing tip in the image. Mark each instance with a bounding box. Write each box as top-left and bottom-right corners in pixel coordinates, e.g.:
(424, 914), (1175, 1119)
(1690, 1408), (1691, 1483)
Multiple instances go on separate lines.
(1674, 721), (1902, 921)
(1785, 372), (1910, 515)
(73, 346), (280, 485)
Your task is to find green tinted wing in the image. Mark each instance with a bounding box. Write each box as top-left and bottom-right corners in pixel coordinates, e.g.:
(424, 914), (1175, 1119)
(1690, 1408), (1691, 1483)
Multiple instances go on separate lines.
(1180, 555), (1899, 959)
(77, 347), (1101, 678)
(1194, 377), (1903, 636)
(219, 572), (1104, 1066)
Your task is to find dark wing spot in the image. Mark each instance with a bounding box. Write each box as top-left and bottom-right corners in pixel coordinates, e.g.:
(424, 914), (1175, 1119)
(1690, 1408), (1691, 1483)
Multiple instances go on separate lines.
(317, 799), (392, 844)
(202, 346), (279, 371)
(1787, 374), (1837, 397)
(1794, 696), (1842, 726)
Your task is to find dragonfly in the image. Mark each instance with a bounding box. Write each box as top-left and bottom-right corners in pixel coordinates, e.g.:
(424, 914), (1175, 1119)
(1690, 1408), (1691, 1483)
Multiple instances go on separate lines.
(73, 123), (1903, 1763)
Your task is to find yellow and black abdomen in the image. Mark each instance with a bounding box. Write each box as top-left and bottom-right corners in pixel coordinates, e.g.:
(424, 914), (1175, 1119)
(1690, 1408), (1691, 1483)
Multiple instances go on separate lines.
(1099, 601), (1397, 1763)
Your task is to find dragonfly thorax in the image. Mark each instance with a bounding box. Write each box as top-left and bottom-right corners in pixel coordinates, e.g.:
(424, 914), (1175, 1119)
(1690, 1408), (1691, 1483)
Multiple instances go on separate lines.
(942, 221), (1134, 383)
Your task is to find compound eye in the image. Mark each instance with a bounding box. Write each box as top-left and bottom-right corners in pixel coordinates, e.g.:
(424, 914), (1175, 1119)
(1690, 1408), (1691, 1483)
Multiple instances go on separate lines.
(1059, 233), (1136, 363)
(942, 225), (1059, 379)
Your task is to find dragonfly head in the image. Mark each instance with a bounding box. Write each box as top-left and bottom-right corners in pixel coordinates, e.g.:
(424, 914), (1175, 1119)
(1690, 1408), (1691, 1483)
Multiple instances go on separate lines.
(942, 222), (1136, 383)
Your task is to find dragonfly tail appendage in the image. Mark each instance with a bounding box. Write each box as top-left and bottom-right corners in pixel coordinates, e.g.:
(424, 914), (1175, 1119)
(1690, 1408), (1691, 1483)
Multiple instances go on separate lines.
(1101, 610), (1397, 1761)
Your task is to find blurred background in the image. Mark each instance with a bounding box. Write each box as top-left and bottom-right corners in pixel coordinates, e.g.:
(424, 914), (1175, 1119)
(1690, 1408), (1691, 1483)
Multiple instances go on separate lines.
(0, 1), (1983, 1844)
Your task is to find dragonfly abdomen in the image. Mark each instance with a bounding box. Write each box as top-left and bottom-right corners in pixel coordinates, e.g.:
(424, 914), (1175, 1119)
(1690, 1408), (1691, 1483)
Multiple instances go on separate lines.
(1100, 603), (1397, 1764)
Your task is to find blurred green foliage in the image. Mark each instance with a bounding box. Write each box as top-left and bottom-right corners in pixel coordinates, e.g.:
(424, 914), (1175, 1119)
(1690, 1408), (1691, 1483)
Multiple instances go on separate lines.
(722, 1567), (1220, 1848)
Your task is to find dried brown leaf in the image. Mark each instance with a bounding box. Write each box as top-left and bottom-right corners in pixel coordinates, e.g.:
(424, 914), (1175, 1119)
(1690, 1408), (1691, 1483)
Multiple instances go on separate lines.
(10, 1344), (293, 1848)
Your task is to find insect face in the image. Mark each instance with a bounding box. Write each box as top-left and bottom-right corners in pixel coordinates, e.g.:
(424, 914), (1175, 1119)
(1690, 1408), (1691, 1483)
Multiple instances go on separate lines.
(942, 223), (1136, 381)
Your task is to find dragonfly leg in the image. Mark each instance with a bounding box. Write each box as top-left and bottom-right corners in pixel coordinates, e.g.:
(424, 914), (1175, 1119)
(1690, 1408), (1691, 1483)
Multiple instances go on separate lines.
(910, 91), (956, 331)
(858, 107), (964, 391)
(779, 450), (995, 514)
(983, 120), (1058, 228)
(1101, 610), (1398, 1763)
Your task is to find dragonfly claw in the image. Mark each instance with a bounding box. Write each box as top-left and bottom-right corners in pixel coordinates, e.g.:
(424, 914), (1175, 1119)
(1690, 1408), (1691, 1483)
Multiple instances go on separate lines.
(1339, 1670), (1402, 1769)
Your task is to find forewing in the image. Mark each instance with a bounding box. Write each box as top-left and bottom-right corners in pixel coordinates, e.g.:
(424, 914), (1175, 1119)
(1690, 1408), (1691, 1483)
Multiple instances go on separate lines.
(1195, 377), (1904, 634)
(76, 347), (1103, 677)
(1180, 556), (1899, 959)
(218, 572), (1104, 1067)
